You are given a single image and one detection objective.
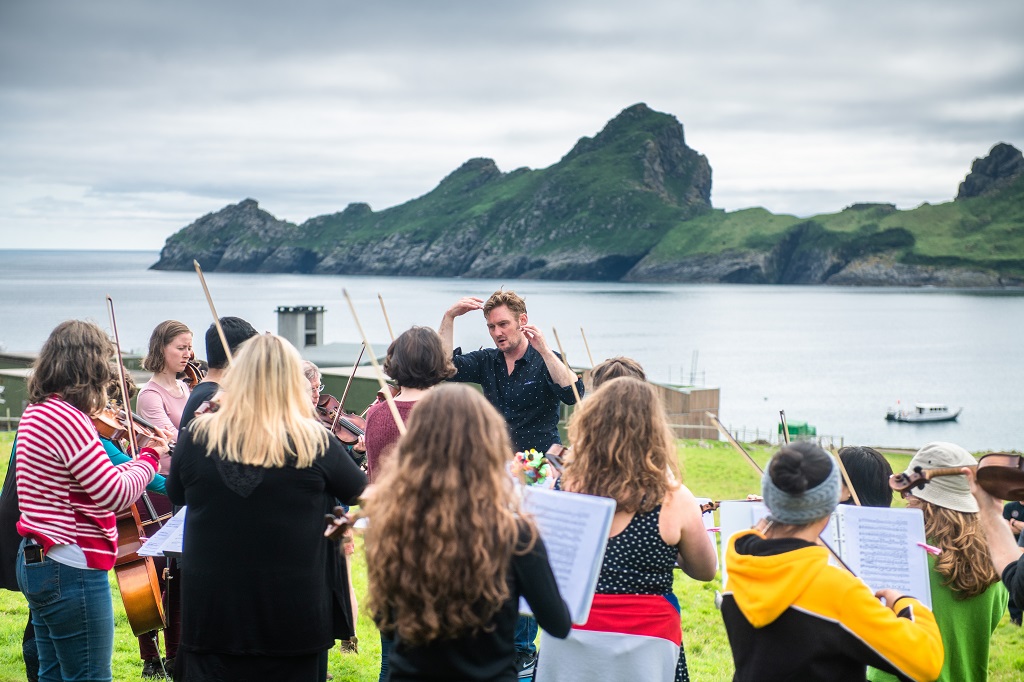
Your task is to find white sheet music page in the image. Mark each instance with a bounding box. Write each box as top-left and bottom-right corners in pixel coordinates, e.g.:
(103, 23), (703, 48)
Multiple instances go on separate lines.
(137, 506), (186, 557)
(835, 505), (932, 610)
(718, 500), (769, 586)
(518, 487), (616, 624)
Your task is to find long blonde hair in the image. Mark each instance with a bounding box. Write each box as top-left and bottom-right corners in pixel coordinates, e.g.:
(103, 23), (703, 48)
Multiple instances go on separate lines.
(364, 384), (533, 644)
(562, 377), (680, 513)
(918, 500), (1001, 599)
(189, 334), (327, 468)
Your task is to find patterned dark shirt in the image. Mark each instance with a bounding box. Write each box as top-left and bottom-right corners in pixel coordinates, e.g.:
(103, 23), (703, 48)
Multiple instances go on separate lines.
(450, 344), (583, 452)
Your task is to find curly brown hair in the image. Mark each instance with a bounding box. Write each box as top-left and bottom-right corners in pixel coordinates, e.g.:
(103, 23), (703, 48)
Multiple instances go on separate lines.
(562, 376), (680, 513)
(142, 320), (192, 373)
(364, 384), (535, 644)
(382, 326), (456, 389)
(482, 289), (526, 318)
(106, 366), (138, 406)
(28, 320), (114, 414)
(918, 500), (1001, 599)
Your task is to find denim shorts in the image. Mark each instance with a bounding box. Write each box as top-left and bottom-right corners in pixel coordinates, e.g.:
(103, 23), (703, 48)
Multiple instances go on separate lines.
(17, 539), (114, 682)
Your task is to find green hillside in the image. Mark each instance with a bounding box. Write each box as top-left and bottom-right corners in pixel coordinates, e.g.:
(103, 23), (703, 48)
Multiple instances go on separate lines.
(152, 106), (1024, 286)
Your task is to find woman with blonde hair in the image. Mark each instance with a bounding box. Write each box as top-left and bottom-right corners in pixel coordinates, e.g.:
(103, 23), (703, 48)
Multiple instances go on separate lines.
(364, 383), (571, 681)
(870, 442), (1008, 682)
(536, 376), (718, 682)
(168, 334), (367, 682)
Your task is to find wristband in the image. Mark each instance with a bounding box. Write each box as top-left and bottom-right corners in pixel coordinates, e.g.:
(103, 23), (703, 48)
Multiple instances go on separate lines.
(138, 448), (160, 469)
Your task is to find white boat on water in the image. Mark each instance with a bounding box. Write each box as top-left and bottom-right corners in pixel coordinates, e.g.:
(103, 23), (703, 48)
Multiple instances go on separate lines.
(885, 403), (962, 423)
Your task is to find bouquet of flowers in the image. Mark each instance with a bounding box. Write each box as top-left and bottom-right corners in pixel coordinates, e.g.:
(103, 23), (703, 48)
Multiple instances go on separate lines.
(511, 448), (555, 488)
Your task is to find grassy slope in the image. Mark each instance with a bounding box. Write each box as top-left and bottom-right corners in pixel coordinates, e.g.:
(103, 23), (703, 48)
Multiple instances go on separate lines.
(643, 175), (1024, 275)
(2, 434), (1023, 681)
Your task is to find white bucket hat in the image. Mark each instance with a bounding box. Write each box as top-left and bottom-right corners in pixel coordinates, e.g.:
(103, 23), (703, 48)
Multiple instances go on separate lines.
(904, 442), (979, 513)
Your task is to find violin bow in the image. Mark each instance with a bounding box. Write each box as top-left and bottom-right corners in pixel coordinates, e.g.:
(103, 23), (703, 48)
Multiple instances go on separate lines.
(193, 260), (233, 366)
(579, 327), (596, 367)
(830, 446), (862, 506)
(779, 410), (790, 445)
(106, 296), (140, 456)
(333, 343), (366, 433)
(707, 412), (858, 575)
(550, 327), (582, 404)
(378, 293), (396, 343)
(705, 411), (763, 476)
(343, 289), (406, 436)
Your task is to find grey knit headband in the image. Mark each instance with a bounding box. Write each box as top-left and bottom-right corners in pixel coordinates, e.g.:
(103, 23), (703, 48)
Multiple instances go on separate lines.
(762, 457), (841, 525)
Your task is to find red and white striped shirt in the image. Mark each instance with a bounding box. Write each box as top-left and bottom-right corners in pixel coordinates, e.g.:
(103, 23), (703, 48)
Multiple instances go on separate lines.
(16, 396), (158, 570)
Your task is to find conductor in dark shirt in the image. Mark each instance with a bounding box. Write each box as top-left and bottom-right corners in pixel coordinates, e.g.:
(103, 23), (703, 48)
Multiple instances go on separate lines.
(438, 289), (583, 677)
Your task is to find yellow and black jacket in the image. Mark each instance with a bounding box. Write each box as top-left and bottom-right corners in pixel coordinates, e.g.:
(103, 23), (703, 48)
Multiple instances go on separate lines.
(721, 529), (943, 682)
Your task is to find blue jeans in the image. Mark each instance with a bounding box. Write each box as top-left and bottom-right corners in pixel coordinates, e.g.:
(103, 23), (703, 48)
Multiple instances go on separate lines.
(17, 540), (114, 682)
(514, 614), (538, 655)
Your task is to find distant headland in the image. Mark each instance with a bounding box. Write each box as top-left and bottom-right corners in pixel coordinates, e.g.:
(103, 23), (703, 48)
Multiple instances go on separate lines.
(151, 103), (1024, 286)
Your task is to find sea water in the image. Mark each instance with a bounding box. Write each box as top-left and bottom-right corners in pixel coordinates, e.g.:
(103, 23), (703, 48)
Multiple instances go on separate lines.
(1, 249), (1022, 451)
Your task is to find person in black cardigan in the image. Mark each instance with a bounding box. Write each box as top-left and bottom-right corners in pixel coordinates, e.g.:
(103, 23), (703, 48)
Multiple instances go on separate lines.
(363, 383), (571, 681)
(168, 334), (367, 682)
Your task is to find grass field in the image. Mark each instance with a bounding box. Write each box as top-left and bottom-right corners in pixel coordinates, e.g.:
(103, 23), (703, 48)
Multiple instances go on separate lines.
(2, 433), (1023, 681)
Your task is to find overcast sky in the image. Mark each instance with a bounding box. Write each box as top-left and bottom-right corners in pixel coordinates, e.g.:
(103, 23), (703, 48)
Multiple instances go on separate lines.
(1, 0), (1022, 250)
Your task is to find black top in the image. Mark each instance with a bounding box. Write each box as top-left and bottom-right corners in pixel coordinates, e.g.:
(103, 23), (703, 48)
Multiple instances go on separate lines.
(387, 523), (572, 681)
(167, 425), (367, 656)
(596, 506), (676, 595)
(179, 380), (220, 430)
(1004, 556), (1024, 608)
(0, 440), (20, 591)
(449, 345), (583, 452)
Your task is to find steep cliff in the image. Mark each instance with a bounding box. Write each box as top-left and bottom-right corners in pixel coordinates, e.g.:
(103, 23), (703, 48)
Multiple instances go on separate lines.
(152, 110), (1024, 286)
(152, 103), (713, 280)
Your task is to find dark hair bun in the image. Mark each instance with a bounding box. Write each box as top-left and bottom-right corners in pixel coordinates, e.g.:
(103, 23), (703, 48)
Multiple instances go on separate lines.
(770, 448), (810, 494)
(769, 441), (832, 494)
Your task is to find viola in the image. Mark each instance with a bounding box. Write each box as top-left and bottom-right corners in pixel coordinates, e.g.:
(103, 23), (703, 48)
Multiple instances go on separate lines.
(889, 452), (1024, 501)
(316, 393), (367, 445)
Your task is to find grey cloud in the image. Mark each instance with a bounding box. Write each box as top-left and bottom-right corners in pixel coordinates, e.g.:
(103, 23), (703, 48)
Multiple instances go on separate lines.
(0, 1), (1021, 247)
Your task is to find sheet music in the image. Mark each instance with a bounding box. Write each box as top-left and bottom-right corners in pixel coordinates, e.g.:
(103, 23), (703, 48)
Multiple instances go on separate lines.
(718, 501), (932, 609)
(518, 487), (616, 624)
(137, 507), (186, 558)
(718, 500), (769, 585)
(835, 505), (931, 609)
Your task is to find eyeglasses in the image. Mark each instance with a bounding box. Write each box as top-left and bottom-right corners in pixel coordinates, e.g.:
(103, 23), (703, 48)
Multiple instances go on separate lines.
(316, 383), (325, 392)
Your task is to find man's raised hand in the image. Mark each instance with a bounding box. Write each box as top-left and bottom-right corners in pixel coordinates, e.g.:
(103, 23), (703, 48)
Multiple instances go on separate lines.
(446, 297), (484, 319)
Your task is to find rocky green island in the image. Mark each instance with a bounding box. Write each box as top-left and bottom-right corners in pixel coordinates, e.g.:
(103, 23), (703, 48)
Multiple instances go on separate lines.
(152, 103), (1024, 286)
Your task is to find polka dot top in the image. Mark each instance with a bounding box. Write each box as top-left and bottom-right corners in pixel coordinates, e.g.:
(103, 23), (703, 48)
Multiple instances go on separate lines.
(596, 505), (677, 595)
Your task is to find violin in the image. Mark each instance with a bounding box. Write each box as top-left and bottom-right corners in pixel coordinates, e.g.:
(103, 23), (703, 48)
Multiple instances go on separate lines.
(889, 452), (1024, 501)
(316, 393), (367, 445)
(92, 406), (158, 450)
(376, 383), (401, 405)
(700, 500), (721, 515)
(545, 444), (570, 474)
(182, 351), (206, 390)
